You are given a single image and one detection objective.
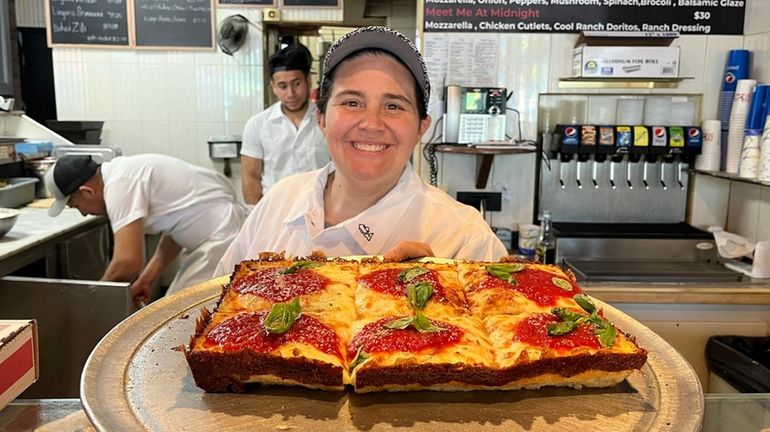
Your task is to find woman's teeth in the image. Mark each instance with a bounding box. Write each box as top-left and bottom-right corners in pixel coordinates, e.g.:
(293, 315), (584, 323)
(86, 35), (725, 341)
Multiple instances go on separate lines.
(353, 142), (387, 152)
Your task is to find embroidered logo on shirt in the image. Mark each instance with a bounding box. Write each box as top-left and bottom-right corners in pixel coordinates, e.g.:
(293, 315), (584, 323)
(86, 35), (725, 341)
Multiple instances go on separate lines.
(358, 224), (374, 242)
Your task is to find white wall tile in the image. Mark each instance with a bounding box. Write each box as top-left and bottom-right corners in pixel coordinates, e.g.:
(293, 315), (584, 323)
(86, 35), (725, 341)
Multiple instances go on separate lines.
(222, 65), (257, 124)
(110, 64), (142, 121)
(165, 65), (198, 122)
(140, 122), (171, 155)
(102, 121), (143, 154)
(688, 174), (729, 230)
(168, 122), (205, 164)
(195, 65), (225, 122)
(744, 33), (770, 82)
(83, 63), (115, 121)
(745, 0), (770, 35)
(81, 49), (113, 64)
(727, 182), (762, 241)
(53, 63), (87, 120)
(669, 36), (706, 95)
(138, 65), (170, 122)
(489, 154), (537, 230)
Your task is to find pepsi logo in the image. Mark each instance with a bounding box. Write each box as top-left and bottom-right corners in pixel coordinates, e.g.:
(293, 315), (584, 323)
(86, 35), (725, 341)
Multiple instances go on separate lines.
(654, 127), (666, 138)
(565, 127), (577, 137)
(725, 72), (735, 84)
(688, 128), (700, 138)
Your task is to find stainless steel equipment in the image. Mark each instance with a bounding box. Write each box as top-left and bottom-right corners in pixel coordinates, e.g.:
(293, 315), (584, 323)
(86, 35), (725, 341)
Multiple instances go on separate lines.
(554, 223), (745, 283)
(0, 276), (133, 398)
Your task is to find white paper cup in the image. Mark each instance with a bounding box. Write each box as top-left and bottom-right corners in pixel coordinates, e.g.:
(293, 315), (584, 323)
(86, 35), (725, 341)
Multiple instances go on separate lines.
(752, 241), (770, 279)
(518, 223), (540, 256)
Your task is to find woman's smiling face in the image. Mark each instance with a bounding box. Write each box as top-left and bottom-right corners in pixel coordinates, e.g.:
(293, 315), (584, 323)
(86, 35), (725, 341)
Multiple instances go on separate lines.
(317, 52), (431, 188)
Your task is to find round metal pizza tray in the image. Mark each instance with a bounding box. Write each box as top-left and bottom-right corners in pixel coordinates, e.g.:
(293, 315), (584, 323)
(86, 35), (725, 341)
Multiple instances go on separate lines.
(81, 277), (704, 431)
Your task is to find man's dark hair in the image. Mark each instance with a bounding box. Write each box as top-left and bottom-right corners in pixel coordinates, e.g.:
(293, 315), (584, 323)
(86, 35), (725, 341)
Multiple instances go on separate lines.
(268, 44), (312, 78)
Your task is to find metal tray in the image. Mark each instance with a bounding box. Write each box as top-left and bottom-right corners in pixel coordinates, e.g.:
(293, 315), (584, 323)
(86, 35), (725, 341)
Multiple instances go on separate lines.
(81, 277), (704, 431)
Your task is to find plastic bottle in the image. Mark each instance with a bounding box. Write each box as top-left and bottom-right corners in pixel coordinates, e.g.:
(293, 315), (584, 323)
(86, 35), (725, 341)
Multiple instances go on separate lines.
(535, 210), (556, 265)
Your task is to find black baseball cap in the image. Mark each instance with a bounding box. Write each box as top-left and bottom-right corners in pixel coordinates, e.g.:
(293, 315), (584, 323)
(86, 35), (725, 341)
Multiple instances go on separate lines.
(46, 155), (100, 217)
(268, 44), (312, 77)
(320, 26), (431, 113)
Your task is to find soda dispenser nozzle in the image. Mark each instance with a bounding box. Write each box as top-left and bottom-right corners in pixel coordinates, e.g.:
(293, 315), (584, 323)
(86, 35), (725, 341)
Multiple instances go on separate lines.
(677, 162), (685, 189)
(642, 161), (650, 190)
(660, 164), (667, 190)
(591, 161), (599, 189)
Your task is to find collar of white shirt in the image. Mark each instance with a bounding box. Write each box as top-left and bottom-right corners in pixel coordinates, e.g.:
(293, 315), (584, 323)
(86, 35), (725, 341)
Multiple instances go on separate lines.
(267, 101), (317, 125)
(281, 162), (421, 254)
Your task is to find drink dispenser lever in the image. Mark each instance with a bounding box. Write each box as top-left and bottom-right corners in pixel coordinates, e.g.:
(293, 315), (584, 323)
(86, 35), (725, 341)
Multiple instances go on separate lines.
(679, 126), (703, 190)
(579, 126), (597, 189)
(615, 126), (634, 189)
(555, 125), (580, 189)
(591, 161), (599, 189)
(597, 126), (615, 189)
(659, 163), (667, 190)
(631, 126), (650, 190)
(668, 126), (687, 190)
(650, 126), (669, 190)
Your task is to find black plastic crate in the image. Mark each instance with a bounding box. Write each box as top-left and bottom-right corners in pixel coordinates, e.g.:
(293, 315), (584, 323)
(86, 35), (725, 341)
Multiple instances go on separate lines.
(706, 336), (770, 393)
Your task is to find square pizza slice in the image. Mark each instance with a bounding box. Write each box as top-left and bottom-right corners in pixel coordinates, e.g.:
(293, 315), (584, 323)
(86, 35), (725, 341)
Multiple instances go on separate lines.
(347, 314), (498, 393)
(355, 262), (469, 322)
(481, 294), (648, 390)
(185, 300), (351, 392)
(458, 262), (584, 316)
(216, 256), (357, 324)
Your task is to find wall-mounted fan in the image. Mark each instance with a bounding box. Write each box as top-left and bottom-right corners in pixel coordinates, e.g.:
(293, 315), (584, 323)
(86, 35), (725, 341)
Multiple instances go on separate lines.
(218, 15), (255, 56)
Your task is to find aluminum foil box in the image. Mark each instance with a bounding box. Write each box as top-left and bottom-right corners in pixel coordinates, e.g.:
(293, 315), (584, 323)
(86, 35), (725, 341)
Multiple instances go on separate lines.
(0, 320), (39, 410)
(573, 46), (680, 78)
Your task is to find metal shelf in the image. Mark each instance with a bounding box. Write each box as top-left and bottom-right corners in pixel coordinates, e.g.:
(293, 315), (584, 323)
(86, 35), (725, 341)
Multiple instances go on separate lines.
(692, 169), (770, 187)
(433, 144), (534, 189)
(558, 77), (693, 89)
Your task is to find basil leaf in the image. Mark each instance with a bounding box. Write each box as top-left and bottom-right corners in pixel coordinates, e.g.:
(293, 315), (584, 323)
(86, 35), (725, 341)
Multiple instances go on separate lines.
(551, 307), (583, 322)
(487, 263), (526, 274)
(384, 316), (414, 330)
(412, 311), (443, 333)
(595, 320), (617, 348)
(406, 282), (434, 310)
(398, 266), (429, 282)
(263, 298), (302, 334)
(279, 261), (323, 275)
(547, 319), (578, 336)
(552, 277), (573, 292)
(574, 294), (596, 314)
(485, 265), (519, 285)
(349, 347), (370, 372)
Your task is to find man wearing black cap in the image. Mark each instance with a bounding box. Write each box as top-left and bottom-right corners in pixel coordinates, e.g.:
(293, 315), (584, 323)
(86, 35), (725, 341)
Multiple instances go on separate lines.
(216, 27), (506, 274)
(46, 154), (248, 304)
(240, 43), (329, 204)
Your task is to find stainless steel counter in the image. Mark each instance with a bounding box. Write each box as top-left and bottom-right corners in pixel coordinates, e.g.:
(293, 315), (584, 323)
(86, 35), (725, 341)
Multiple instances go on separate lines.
(1, 395), (768, 431)
(0, 206), (107, 277)
(583, 279), (770, 305)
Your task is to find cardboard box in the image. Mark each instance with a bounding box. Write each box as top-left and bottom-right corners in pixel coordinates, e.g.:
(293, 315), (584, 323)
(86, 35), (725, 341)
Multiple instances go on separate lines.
(573, 45), (680, 78)
(0, 320), (39, 410)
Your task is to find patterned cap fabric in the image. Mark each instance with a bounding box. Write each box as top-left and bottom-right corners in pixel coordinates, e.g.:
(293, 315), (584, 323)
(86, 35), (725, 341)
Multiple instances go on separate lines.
(321, 26), (430, 113)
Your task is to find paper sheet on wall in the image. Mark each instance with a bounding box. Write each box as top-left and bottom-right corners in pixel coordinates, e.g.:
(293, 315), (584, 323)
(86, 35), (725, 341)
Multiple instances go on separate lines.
(423, 33), (499, 141)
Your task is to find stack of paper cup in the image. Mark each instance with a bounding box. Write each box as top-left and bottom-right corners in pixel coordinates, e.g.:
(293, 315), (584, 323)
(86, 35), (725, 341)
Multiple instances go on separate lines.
(643, 97), (671, 125)
(718, 49), (751, 171)
(695, 120), (721, 171)
(726, 79), (757, 173)
(670, 101), (696, 126)
(740, 84), (770, 179)
(616, 98), (644, 125)
(759, 115), (770, 182)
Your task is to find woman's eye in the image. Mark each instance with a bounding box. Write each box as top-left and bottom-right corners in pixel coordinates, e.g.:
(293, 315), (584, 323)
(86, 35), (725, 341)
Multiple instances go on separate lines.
(386, 103), (404, 111)
(342, 100), (360, 107)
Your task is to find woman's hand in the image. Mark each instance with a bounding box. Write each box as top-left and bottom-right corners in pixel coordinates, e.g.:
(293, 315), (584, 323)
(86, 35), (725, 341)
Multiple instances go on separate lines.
(383, 241), (434, 262)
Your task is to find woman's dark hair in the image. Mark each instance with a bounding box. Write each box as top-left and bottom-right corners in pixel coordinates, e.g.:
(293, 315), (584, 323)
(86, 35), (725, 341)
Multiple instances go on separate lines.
(317, 49), (428, 120)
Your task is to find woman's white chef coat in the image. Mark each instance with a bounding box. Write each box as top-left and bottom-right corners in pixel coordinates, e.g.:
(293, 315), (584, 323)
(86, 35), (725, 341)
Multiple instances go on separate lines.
(215, 162), (507, 276)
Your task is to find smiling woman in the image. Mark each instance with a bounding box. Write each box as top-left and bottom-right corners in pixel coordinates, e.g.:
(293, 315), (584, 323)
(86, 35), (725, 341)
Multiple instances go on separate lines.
(215, 26), (507, 276)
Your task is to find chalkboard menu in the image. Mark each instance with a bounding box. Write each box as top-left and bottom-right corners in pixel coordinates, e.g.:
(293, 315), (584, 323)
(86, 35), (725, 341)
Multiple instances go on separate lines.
(424, 0), (745, 35)
(134, 0), (214, 48)
(47, 0), (130, 47)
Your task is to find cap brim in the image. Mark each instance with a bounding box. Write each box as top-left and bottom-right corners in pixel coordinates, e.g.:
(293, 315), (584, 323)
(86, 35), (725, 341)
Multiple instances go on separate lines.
(44, 164), (68, 217)
(48, 197), (67, 217)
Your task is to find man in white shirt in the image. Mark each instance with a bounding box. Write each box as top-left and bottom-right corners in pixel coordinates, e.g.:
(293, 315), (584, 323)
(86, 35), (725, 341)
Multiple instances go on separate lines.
(240, 43), (329, 204)
(47, 154), (248, 303)
(216, 27), (506, 276)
